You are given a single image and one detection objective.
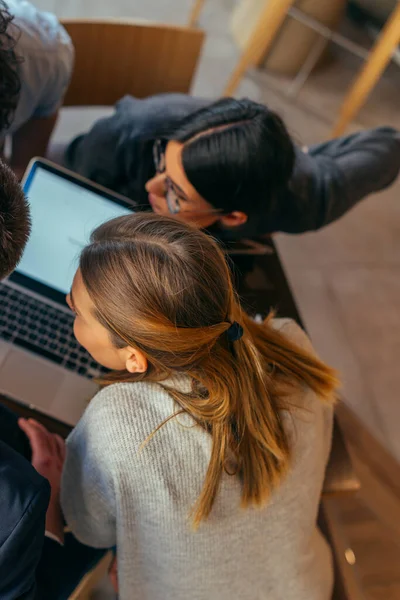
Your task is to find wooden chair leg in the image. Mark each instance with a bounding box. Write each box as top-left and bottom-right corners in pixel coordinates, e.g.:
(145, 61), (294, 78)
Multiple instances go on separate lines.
(223, 0), (296, 96)
(331, 1), (400, 137)
(68, 551), (113, 600)
(319, 498), (366, 600)
(188, 0), (206, 27)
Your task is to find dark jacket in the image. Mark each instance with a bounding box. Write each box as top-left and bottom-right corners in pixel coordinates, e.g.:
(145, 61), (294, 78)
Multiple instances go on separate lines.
(64, 94), (400, 239)
(0, 440), (49, 599)
(0, 405), (106, 600)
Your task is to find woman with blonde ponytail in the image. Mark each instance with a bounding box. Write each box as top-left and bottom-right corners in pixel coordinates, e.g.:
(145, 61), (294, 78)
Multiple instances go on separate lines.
(61, 213), (338, 600)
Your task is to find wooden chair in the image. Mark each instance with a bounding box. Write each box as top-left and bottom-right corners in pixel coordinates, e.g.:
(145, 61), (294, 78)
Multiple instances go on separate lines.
(331, 1), (400, 136)
(323, 416), (361, 498)
(188, 0), (207, 28)
(68, 552), (113, 600)
(321, 415), (365, 599)
(223, 0), (400, 135)
(192, 0), (400, 138)
(61, 19), (205, 106)
(319, 499), (367, 600)
(223, 0), (296, 96)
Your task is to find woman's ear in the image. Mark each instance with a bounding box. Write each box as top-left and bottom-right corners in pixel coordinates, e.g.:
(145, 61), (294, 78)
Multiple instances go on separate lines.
(124, 347), (148, 374)
(219, 211), (248, 229)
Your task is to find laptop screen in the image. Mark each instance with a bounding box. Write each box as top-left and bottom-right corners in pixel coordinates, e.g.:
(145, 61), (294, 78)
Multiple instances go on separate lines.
(16, 161), (133, 297)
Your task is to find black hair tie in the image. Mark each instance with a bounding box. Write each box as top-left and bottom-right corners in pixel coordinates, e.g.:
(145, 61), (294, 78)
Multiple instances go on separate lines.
(226, 321), (244, 342)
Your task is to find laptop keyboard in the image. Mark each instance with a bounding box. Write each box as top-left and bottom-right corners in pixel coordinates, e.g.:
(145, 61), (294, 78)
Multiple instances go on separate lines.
(0, 283), (108, 379)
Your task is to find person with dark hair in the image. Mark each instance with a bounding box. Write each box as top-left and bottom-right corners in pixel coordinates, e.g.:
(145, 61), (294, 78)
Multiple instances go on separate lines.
(0, 159), (104, 598)
(0, 154), (30, 277)
(0, 0), (73, 177)
(0, 0), (20, 133)
(65, 94), (400, 241)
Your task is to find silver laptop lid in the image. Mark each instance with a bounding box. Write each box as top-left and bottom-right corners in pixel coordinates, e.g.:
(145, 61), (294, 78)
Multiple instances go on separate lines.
(10, 158), (135, 305)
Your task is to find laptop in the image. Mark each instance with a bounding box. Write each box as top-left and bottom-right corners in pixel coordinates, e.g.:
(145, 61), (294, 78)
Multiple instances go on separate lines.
(0, 158), (135, 426)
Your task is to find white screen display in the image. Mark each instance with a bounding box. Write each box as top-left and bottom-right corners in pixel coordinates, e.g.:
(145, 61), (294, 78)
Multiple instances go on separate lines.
(18, 167), (133, 294)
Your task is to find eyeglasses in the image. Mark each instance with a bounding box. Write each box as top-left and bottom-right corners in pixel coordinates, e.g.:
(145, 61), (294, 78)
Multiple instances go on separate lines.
(153, 139), (185, 214)
(152, 139), (225, 218)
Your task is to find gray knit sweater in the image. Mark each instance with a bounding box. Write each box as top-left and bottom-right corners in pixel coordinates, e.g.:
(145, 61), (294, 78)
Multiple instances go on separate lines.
(61, 320), (333, 600)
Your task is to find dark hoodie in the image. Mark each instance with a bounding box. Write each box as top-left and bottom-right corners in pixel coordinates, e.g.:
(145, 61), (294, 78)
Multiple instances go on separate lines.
(65, 93), (400, 240)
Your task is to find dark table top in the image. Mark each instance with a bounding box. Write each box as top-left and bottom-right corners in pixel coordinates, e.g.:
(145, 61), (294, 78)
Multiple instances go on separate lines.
(233, 240), (303, 326)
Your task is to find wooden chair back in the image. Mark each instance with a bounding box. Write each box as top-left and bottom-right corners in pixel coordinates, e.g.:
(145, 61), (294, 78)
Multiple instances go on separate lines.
(61, 19), (205, 106)
(321, 414), (365, 599)
(68, 551), (113, 600)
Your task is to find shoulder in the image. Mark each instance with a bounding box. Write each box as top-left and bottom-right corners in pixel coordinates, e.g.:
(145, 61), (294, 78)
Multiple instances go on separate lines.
(86, 380), (174, 417)
(113, 94), (212, 132)
(271, 318), (315, 355)
(341, 127), (400, 150)
(116, 93), (210, 115)
(270, 321), (334, 444)
(6, 1), (73, 130)
(68, 381), (177, 453)
(7, 1), (72, 55)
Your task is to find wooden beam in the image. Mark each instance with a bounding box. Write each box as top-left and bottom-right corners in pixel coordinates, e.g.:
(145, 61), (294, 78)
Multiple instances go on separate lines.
(224, 0), (295, 96)
(332, 1), (400, 136)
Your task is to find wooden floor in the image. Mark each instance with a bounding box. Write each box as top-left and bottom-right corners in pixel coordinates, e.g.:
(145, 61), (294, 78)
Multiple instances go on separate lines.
(337, 404), (400, 600)
(340, 497), (400, 600)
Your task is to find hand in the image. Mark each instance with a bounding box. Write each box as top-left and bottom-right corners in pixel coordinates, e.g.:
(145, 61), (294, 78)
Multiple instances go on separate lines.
(19, 418), (65, 495)
(19, 418), (66, 541)
(109, 555), (119, 593)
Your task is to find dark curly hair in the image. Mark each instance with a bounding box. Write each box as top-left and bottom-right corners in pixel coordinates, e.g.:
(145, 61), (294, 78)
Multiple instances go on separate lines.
(0, 0), (21, 132)
(0, 159), (30, 277)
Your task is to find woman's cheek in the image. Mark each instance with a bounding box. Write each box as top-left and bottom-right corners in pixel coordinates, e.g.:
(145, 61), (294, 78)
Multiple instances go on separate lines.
(73, 318), (85, 348)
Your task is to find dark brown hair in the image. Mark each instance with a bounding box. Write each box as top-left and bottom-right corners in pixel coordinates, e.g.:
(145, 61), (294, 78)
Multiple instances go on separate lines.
(0, 0), (21, 131)
(0, 160), (30, 278)
(80, 213), (338, 527)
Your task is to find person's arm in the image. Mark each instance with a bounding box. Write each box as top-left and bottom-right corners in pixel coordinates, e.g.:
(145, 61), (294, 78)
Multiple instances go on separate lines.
(60, 393), (117, 549)
(9, 10), (74, 174)
(0, 441), (50, 600)
(8, 483), (51, 600)
(19, 419), (65, 543)
(36, 531), (107, 600)
(307, 127), (400, 229)
(17, 419), (108, 599)
(64, 94), (211, 198)
(63, 112), (126, 192)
